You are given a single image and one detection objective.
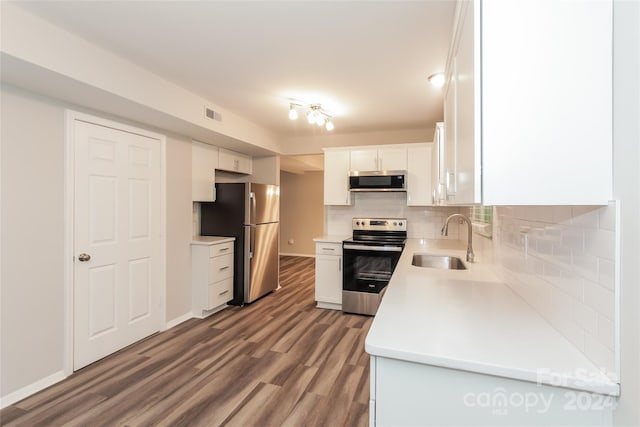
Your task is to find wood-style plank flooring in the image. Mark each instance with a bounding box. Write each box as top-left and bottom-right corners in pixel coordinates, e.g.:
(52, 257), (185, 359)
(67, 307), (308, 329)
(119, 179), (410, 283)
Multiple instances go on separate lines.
(1, 256), (373, 427)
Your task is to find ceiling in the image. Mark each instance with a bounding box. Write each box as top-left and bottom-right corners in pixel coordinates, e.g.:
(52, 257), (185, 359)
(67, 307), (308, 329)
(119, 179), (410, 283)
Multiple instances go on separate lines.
(14, 1), (455, 140)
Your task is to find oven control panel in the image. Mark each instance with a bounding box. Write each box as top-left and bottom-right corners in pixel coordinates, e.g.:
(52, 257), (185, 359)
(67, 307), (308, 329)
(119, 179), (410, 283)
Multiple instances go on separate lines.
(352, 217), (407, 231)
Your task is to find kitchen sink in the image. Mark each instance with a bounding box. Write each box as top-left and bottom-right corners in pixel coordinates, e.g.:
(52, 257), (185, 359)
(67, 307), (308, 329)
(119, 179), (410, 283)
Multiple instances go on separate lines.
(411, 254), (467, 270)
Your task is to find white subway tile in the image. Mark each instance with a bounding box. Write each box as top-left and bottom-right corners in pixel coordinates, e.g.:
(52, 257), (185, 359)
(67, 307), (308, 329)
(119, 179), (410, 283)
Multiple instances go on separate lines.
(584, 280), (615, 320)
(597, 315), (615, 351)
(598, 258), (615, 291)
(585, 333), (616, 374)
(572, 253), (599, 283)
(546, 268), (584, 301)
(561, 227), (584, 254)
(571, 206), (600, 229)
(573, 301), (598, 335)
(552, 206), (573, 224)
(598, 202), (616, 231)
(584, 228), (616, 261)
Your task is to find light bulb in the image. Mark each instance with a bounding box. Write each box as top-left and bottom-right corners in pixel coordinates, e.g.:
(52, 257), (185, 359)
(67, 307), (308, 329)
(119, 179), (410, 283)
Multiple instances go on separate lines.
(428, 72), (446, 88)
(288, 106), (298, 120)
(307, 111), (315, 124)
(316, 115), (326, 127)
(325, 120), (334, 131)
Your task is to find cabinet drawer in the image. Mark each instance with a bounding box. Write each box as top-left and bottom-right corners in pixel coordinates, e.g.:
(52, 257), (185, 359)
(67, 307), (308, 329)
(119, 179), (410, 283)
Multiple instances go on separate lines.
(207, 278), (233, 309)
(209, 242), (233, 257)
(208, 254), (233, 281)
(316, 242), (342, 256)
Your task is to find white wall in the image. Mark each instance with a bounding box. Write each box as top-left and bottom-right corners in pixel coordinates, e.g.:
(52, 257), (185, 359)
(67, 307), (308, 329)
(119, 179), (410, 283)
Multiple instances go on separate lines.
(165, 135), (194, 323)
(0, 84), (194, 401)
(281, 127), (434, 155)
(280, 171), (324, 256)
(1, 84), (66, 397)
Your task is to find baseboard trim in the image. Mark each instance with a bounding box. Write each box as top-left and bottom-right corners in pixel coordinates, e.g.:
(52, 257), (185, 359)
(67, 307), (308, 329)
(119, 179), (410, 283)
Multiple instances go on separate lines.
(0, 370), (66, 409)
(280, 252), (315, 258)
(164, 312), (193, 330)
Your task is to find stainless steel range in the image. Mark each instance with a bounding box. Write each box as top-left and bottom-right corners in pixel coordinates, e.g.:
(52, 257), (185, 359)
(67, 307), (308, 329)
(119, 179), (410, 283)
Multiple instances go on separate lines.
(342, 218), (407, 316)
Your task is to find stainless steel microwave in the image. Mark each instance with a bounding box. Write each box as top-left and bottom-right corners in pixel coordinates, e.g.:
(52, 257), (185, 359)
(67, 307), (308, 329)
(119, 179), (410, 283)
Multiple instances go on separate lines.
(349, 170), (406, 192)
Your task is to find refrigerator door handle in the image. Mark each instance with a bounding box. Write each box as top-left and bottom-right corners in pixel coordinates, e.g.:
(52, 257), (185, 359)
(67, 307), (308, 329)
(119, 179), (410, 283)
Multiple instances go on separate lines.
(249, 191), (256, 225)
(249, 225), (256, 259)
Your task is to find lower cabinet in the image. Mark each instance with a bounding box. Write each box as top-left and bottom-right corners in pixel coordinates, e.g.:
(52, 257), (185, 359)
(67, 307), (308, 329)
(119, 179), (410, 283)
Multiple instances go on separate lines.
(370, 356), (616, 426)
(191, 238), (235, 317)
(315, 242), (342, 310)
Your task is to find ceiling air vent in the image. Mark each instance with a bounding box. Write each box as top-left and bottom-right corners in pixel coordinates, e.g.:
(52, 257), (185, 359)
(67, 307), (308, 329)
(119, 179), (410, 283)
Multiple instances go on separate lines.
(205, 106), (222, 122)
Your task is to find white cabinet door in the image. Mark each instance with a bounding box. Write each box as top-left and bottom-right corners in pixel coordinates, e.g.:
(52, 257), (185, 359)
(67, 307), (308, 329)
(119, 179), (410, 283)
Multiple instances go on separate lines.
(481, 0), (612, 205)
(324, 149), (352, 205)
(442, 0), (612, 206)
(406, 144), (433, 206)
(378, 147), (407, 171)
(315, 256), (342, 306)
(192, 141), (218, 202)
(218, 148), (252, 174)
(443, 62), (457, 202)
(432, 122), (445, 204)
(350, 148), (379, 171)
(350, 148), (407, 171)
(451, 0), (481, 205)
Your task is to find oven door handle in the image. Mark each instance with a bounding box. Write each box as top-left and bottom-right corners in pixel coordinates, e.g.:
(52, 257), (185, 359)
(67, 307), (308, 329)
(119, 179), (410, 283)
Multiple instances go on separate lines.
(343, 244), (403, 252)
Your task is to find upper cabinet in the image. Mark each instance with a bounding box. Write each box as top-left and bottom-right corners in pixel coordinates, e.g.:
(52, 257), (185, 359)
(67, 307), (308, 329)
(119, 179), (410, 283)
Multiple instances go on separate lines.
(324, 149), (352, 206)
(218, 148), (252, 174)
(444, 0), (612, 205)
(431, 122), (445, 204)
(350, 147), (407, 171)
(324, 144), (435, 206)
(406, 143), (433, 206)
(192, 141), (218, 202)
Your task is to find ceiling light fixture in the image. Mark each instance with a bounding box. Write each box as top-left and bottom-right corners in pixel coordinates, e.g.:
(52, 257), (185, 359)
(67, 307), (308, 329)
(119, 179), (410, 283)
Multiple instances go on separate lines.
(428, 72), (446, 88)
(288, 101), (334, 131)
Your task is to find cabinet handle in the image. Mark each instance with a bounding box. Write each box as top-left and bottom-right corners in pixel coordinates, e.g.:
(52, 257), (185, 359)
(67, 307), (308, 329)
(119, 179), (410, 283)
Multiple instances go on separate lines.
(219, 289), (229, 296)
(339, 257), (342, 272)
(219, 266), (230, 271)
(219, 247), (230, 252)
(322, 247), (335, 251)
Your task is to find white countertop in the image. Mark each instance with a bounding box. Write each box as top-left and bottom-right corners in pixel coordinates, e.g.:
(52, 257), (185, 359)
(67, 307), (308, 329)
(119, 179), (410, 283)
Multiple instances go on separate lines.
(313, 235), (349, 244)
(365, 239), (620, 396)
(191, 235), (235, 245)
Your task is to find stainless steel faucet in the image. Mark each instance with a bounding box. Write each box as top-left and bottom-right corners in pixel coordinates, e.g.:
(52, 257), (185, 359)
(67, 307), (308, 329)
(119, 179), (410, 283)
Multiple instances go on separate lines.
(441, 214), (475, 263)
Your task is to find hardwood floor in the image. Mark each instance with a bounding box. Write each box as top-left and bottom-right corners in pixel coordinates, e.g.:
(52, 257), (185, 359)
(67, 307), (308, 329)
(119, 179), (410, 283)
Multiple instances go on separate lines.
(1, 256), (373, 427)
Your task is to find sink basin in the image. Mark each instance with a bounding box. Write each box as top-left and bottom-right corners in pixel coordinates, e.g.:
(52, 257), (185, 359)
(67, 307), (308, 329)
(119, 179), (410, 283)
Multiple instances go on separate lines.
(412, 254), (467, 270)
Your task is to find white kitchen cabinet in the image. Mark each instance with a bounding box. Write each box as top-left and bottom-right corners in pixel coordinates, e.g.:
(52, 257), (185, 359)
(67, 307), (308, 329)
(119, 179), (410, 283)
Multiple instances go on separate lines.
(350, 147), (407, 171)
(218, 147), (252, 174)
(406, 143), (433, 206)
(443, 0), (612, 205)
(314, 242), (342, 310)
(371, 355), (615, 426)
(191, 237), (235, 318)
(431, 122), (445, 204)
(323, 149), (352, 205)
(192, 141), (218, 202)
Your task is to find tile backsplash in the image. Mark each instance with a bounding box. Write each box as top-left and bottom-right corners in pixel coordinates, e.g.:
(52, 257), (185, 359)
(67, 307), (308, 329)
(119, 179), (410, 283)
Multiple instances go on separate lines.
(492, 203), (618, 379)
(326, 192), (464, 239)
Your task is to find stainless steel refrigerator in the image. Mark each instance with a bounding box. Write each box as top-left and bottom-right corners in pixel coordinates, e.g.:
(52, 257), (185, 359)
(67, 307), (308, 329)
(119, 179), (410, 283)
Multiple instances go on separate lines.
(200, 183), (279, 304)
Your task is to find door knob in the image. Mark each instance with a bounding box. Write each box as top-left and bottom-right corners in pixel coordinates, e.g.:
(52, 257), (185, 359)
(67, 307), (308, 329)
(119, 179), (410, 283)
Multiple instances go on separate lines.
(78, 253), (91, 262)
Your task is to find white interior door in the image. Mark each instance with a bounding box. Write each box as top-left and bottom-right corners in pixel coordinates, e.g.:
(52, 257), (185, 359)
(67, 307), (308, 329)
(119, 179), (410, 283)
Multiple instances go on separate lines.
(73, 120), (162, 370)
